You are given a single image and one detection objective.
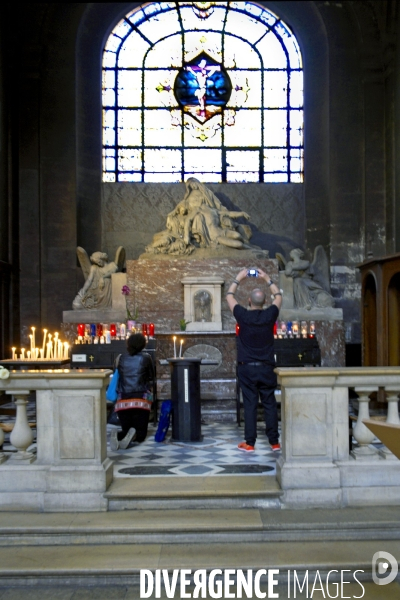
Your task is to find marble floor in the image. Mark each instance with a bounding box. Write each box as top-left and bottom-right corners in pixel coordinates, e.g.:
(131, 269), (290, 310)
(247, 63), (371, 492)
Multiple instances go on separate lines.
(107, 421), (279, 478)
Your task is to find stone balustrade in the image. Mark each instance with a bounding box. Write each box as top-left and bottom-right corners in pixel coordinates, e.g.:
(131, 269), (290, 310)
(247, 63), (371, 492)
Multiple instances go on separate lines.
(276, 367), (400, 508)
(0, 369), (112, 512)
(0, 367), (399, 511)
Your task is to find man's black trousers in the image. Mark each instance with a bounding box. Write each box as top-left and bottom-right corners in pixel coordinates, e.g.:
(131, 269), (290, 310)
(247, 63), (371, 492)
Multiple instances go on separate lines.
(237, 363), (279, 446)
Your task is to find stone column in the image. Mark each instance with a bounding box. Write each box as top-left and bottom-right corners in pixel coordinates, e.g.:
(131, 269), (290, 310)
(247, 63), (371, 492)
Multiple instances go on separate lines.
(351, 387), (379, 458)
(7, 391), (35, 463)
(0, 426), (6, 464)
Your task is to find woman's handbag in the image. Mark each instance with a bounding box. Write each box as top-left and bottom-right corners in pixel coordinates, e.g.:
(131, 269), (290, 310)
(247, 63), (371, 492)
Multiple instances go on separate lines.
(106, 370), (119, 402)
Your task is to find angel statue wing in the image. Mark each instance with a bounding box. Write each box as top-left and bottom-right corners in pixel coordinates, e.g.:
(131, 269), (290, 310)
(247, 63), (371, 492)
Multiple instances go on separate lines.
(76, 247), (92, 281)
(309, 245), (331, 293)
(115, 246), (126, 272)
(275, 252), (287, 271)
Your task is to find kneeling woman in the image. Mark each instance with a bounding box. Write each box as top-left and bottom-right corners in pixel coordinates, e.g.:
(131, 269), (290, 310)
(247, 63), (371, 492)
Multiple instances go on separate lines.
(110, 333), (154, 450)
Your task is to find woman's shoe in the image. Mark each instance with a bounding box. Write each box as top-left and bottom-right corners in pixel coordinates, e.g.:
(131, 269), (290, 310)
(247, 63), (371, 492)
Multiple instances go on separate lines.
(119, 427), (136, 449)
(110, 429), (119, 451)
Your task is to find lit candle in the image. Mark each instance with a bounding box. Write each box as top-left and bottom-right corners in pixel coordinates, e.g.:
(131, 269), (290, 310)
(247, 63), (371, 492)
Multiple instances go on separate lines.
(29, 334), (33, 354)
(39, 349), (44, 360)
(42, 329), (48, 354)
(64, 342), (69, 360)
(301, 321), (308, 338)
(310, 321), (316, 336)
(54, 333), (59, 359)
(31, 327), (35, 351)
(292, 321), (299, 337)
(11, 347), (16, 360)
(173, 336), (177, 358)
(27, 350), (31, 360)
(21, 348), (25, 360)
(179, 339), (183, 358)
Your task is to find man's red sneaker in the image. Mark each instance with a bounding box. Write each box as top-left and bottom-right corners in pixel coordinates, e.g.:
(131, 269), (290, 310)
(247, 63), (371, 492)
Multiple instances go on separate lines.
(238, 442), (255, 452)
(270, 443), (281, 452)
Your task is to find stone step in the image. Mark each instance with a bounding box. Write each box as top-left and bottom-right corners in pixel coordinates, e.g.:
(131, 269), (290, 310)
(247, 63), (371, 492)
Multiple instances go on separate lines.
(104, 475), (283, 511)
(0, 537), (400, 588)
(1, 504), (399, 548)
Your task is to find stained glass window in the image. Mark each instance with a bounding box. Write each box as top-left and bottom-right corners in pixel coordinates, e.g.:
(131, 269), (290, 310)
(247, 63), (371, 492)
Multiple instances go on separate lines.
(102, 1), (303, 183)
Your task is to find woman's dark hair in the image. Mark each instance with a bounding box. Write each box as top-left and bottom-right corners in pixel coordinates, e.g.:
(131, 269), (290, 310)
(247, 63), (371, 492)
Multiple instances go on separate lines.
(127, 332), (146, 355)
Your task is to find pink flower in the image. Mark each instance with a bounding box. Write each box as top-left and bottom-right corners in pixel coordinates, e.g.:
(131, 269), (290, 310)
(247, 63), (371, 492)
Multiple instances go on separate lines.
(121, 285), (130, 296)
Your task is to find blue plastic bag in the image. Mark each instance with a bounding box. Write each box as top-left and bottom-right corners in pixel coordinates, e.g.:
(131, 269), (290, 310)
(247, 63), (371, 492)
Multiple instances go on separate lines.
(155, 400), (172, 442)
(106, 370), (119, 402)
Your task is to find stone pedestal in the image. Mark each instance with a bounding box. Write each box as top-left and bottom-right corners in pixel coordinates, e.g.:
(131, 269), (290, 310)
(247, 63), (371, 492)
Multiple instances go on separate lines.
(0, 370), (113, 511)
(63, 273), (128, 324)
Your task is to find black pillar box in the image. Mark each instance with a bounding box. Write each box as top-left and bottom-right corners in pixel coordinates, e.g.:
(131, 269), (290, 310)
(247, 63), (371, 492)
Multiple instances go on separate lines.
(169, 358), (202, 442)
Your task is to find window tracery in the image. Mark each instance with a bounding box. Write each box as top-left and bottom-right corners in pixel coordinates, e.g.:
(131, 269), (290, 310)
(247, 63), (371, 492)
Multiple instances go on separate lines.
(102, 1), (303, 183)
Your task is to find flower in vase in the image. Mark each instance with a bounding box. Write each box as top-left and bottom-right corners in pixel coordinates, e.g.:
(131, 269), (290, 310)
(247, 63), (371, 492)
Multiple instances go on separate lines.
(121, 285), (133, 320)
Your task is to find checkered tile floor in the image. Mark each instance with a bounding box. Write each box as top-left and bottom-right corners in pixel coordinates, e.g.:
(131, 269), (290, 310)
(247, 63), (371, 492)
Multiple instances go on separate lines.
(107, 421), (279, 477)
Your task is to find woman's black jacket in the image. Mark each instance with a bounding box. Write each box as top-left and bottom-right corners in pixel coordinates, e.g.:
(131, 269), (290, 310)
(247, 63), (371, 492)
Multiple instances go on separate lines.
(117, 352), (154, 399)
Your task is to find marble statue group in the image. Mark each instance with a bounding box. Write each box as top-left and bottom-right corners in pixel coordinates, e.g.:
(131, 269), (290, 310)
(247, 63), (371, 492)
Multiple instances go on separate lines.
(145, 178), (253, 255)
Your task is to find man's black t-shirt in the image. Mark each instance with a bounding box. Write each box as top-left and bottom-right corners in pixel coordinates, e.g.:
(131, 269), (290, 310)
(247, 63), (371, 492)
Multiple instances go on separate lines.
(233, 304), (279, 364)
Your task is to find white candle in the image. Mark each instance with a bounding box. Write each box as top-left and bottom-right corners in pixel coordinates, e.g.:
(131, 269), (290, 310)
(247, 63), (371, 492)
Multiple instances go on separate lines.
(11, 347), (16, 360)
(64, 343), (69, 360)
(42, 329), (47, 354)
(39, 349), (44, 360)
(29, 334), (33, 354)
(21, 348), (25, 360)
(179, 339), (183, 358)
(31, 327), (35, 351)
(173, 336), (177, 358)
(27, 350), (31, 360)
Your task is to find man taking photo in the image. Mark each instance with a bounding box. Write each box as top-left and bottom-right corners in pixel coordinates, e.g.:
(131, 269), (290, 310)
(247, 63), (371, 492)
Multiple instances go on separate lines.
(226, 267), (282, 453)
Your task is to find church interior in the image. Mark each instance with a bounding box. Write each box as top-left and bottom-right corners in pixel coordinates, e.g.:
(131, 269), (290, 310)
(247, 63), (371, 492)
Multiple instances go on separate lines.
(0, 1), (400, 597)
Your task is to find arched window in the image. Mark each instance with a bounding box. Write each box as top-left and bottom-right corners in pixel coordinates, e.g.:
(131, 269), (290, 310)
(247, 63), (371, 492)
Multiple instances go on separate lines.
(102, 1), (303, 183)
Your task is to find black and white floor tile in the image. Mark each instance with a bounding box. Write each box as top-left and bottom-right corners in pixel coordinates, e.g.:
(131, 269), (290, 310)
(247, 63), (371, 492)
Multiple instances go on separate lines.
(107, 421), (279, 478)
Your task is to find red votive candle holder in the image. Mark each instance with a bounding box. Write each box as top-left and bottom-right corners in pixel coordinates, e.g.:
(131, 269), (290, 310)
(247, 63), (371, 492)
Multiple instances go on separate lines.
(142, 323), (148, 335)
(77, 323), (85, 337)
(235, 323), (240, 336)
(110, 323), (117, 337)
(149, 323), (155, 337)
(96, 323), (103, 337)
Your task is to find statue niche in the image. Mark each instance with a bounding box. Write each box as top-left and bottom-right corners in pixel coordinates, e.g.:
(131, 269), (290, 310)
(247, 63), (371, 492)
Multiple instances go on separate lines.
(194, 290), (212, 322)
(145, 177), (256, 256)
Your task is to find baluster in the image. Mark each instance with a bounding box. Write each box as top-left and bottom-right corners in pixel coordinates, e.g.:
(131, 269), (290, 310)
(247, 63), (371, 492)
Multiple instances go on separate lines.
(351, 387), (379, 458)
(7, 391), (35, 463)
(0, 425), (6, 464)
(379, 389), (400, 459)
